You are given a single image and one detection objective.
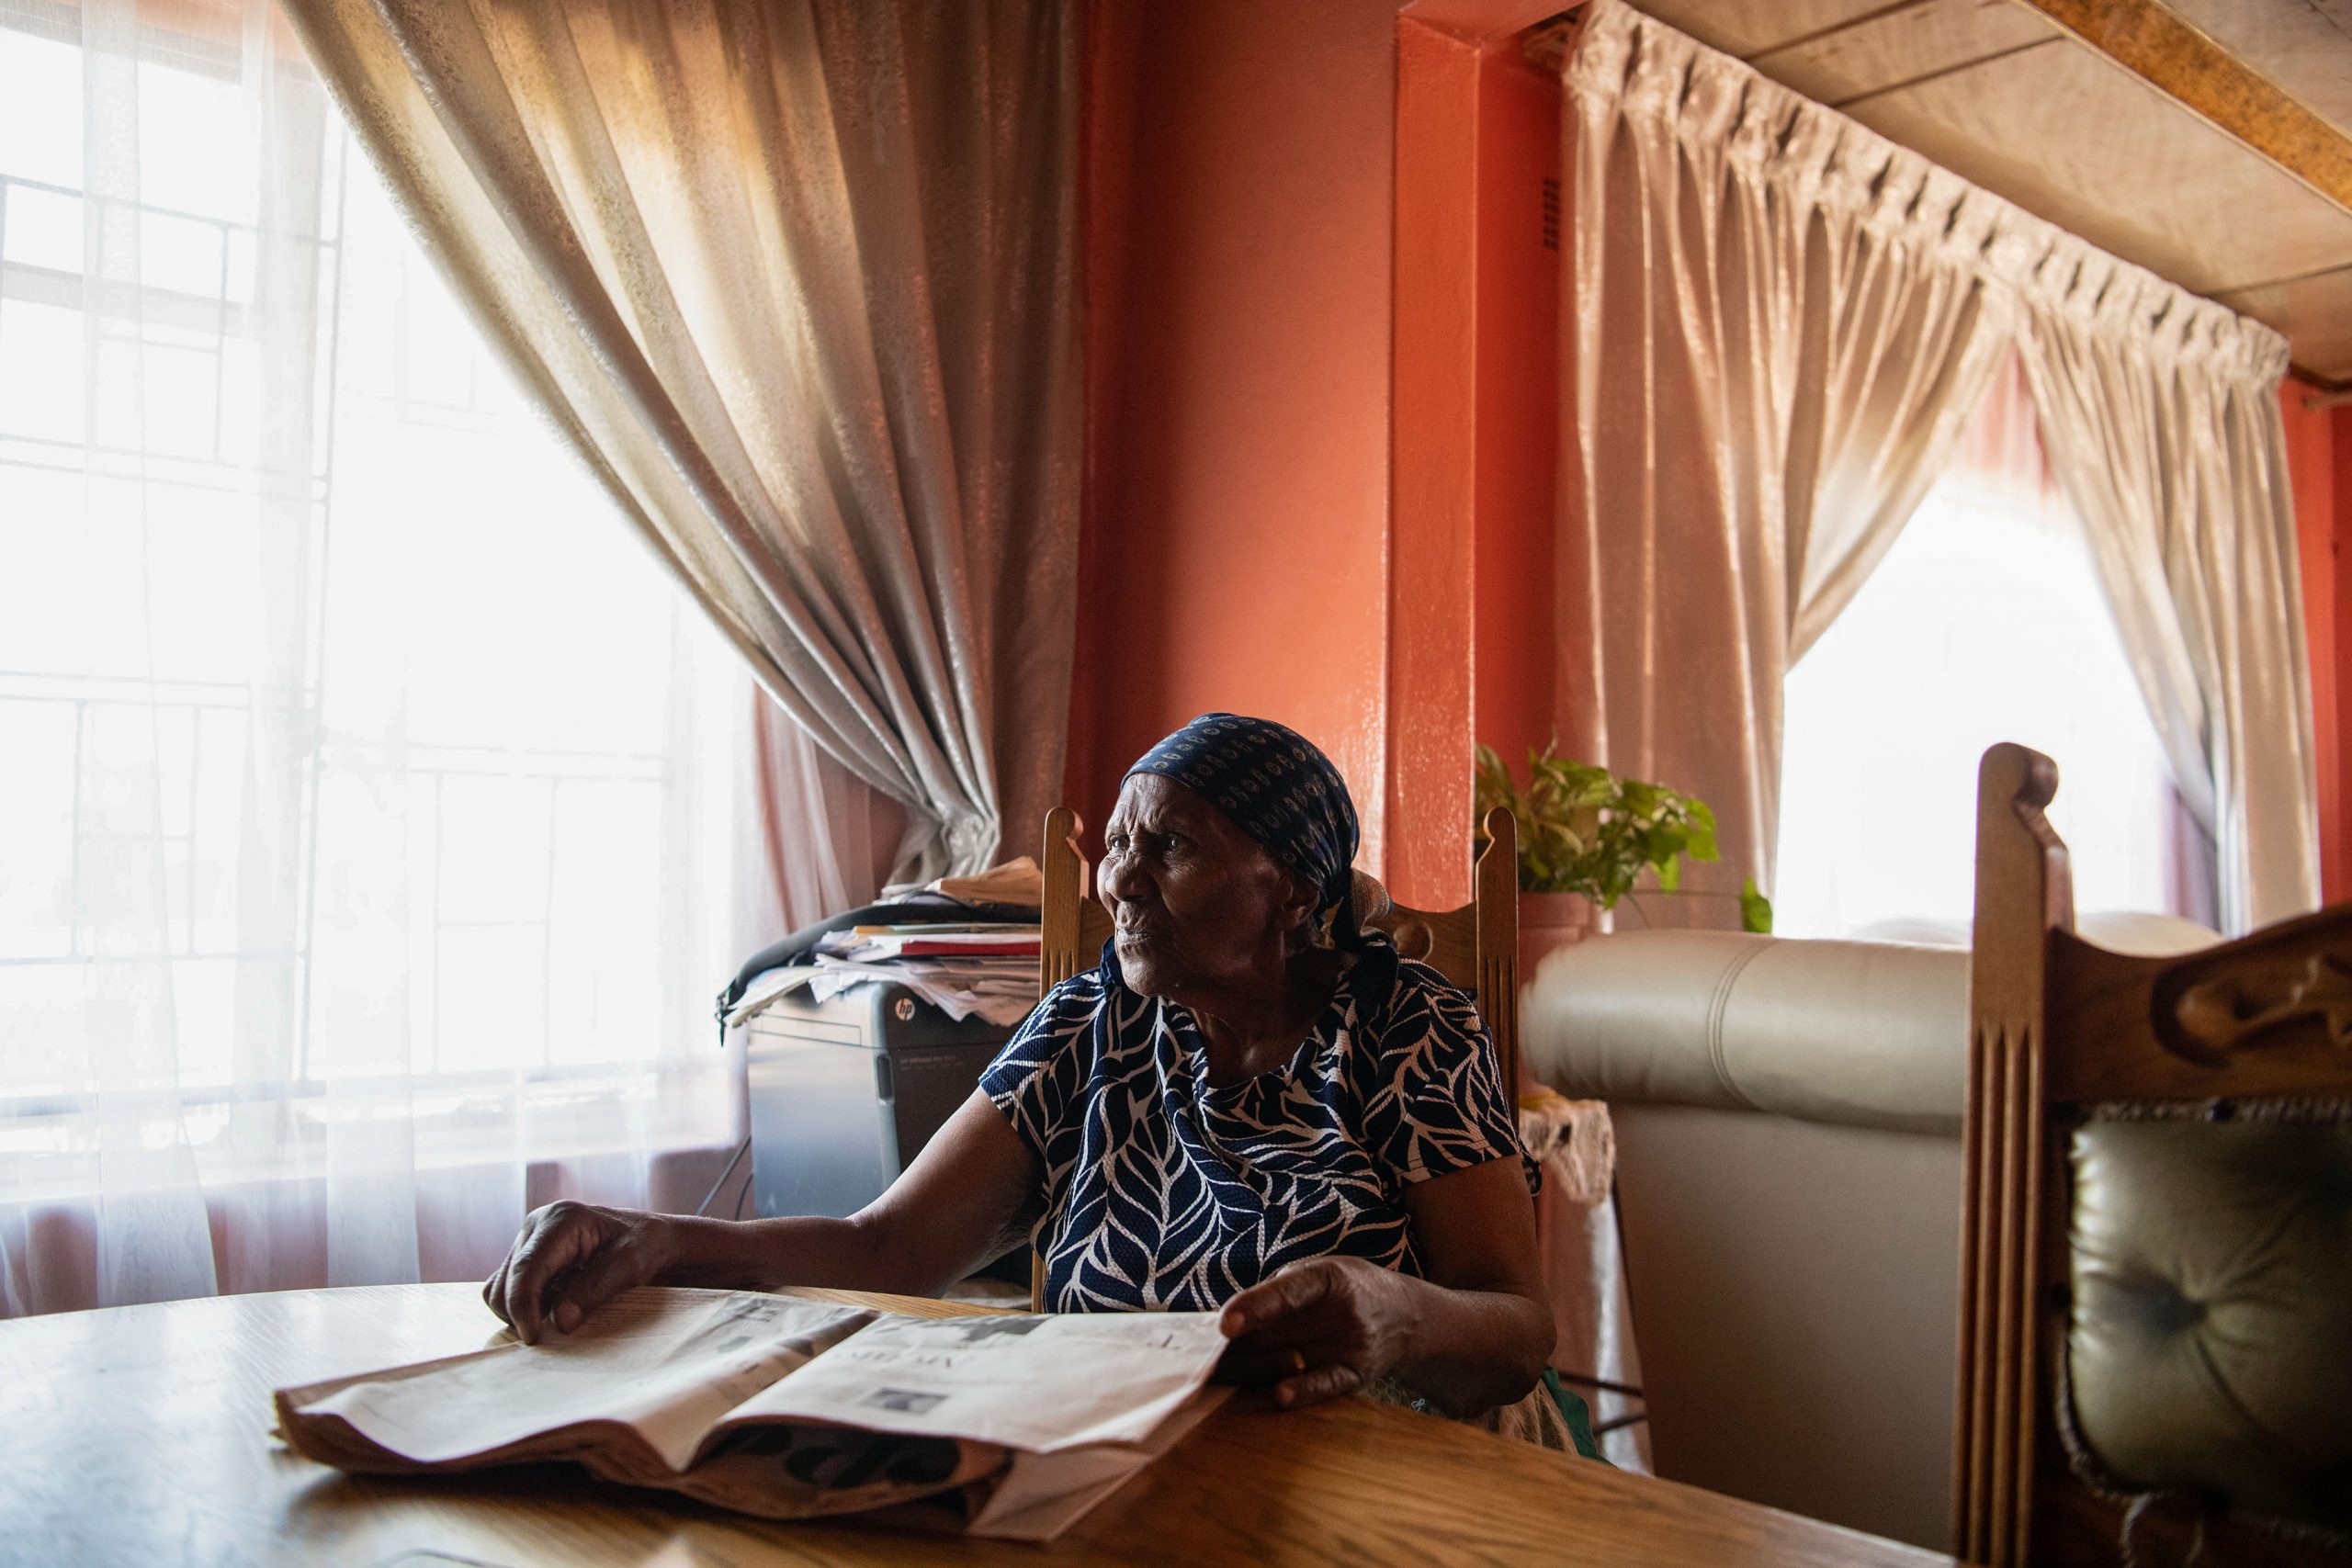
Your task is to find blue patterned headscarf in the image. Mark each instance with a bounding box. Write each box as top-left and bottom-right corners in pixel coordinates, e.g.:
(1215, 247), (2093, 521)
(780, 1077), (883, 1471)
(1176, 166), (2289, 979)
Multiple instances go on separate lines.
(1123, 715), (1393, 1002)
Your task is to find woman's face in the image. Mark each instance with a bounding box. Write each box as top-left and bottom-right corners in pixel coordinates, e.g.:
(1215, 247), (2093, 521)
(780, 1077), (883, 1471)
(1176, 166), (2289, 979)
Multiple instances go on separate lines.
(1099, 773), (1315, 1000)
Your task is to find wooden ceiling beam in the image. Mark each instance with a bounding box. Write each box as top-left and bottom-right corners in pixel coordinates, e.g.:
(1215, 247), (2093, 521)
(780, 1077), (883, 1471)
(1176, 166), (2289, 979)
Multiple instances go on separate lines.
(2019, 0), (2352, 216)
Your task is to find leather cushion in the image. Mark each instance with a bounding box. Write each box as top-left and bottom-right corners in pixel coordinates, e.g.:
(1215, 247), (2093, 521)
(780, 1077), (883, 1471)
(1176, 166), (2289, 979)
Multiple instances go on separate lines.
(2068, 1118), (2352, 1531)
(1521, 919), (2221, 1137)
(1521, 931), (1969, 1134)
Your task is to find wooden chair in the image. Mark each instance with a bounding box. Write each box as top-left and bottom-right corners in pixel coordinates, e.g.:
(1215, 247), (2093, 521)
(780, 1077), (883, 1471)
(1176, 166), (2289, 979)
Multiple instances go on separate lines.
(1955, 743), (2352, 1565)
(1030, 806), (1523, 1310)
(1038, 805), (1114, 996)
(1349, 807), (1524, 1096)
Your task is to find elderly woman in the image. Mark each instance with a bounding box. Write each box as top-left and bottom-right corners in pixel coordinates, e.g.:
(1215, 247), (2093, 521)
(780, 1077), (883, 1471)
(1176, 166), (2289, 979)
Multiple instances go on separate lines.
(485, 715), (1563, 1437)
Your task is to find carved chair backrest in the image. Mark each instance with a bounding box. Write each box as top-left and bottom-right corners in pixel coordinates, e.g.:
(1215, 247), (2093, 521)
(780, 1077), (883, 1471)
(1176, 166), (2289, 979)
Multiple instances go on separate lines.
(1955, 743), (2352, 1566)
(1350, 807), (1522, 1096)
(1029, 807), (1524, 1312)
(1038, 806), (1114, 995)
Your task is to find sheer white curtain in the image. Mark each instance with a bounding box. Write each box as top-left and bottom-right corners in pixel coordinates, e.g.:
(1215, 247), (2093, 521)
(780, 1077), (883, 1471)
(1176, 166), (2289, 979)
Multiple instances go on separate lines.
(1777, 354), (2215, 940)
(0, 0), (741, 1315)
(738, 697), (905, 946)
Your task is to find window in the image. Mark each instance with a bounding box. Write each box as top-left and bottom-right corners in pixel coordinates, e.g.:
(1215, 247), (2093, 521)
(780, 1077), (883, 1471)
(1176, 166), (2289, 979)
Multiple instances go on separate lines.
(1774, 435), (2209, 942)
(0, 9), (740, 1215)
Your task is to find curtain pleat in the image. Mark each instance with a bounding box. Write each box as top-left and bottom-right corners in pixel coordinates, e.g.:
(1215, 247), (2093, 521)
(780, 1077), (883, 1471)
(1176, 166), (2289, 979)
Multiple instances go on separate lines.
(1561, 2), (2011, 915)
(2011, 273), (2318, 931)
(278, 0), (1081, 881)
(1559, 1), (2319, 932)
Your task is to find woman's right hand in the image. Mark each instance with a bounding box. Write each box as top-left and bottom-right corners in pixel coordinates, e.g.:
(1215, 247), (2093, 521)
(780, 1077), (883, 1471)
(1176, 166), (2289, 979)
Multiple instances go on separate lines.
(482, 1200), (687, 1343)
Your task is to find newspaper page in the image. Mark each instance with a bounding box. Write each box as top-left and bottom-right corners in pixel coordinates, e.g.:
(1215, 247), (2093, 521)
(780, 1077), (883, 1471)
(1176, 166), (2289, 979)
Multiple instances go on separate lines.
(277, 1290), (1234, 1534)
(962, 1386), (1232, 1541)
(277, 1288), (874, 1472)
(719, 1310), (1231, 1452)
(651, 1422), (1011, 1520)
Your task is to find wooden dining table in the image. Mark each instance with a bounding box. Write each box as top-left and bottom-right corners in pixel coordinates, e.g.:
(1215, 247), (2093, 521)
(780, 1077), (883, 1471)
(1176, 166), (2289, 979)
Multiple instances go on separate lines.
(0, 1282), (1951, 1566)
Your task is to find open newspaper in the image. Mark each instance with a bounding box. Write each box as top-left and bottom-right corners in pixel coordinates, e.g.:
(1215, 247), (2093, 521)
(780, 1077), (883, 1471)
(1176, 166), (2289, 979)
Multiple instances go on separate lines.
(274, 1289), (1230, 1541)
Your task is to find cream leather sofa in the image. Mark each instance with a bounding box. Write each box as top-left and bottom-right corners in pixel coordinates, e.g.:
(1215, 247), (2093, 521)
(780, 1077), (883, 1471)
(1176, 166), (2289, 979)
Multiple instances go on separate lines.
(1521, 917), (2214, 1552)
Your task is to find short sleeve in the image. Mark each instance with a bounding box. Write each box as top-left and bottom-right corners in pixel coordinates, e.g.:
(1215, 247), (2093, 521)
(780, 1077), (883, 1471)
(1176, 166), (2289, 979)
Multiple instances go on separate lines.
(978, 975), (1100, 1166)
(1362, 967), (1537, 1191)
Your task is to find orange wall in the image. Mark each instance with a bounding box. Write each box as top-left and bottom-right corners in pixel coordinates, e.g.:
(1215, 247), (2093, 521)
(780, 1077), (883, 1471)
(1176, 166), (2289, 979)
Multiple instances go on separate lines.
(1470, 40), (1560, 780)
(1072, 0), (1563, 905)
(2342, 402), (2352, 900)
(2280, 382), (2335, 897)
(1069, 0), (1399, 866)
(1387, 17), (1561, 904)
(2284, 383), (2352, 901)
(1389, 17), (1480, 904)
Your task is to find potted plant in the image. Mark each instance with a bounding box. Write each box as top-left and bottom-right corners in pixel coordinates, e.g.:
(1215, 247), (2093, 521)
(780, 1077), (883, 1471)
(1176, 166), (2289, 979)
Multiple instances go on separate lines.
(1474, 743), (1772, 974)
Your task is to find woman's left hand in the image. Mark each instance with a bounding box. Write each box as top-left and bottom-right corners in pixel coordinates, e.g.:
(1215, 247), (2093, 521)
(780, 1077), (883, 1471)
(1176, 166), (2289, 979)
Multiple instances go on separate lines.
(1216, 1256), (1419, 1410)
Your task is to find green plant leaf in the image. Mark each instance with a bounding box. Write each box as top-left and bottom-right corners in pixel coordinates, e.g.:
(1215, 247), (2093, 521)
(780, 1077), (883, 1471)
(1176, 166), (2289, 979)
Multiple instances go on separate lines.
(1476, 745), (1759, 907)
(1685, 798), (1719, 862)
(1740, 877), (1774, 934)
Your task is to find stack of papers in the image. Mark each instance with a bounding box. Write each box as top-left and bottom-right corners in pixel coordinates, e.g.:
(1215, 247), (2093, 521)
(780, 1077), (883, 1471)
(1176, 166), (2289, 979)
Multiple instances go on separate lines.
(728, 923), (1044, 1029)
(931, 856), (1046, 908)
(832, 927), (1045, 960)
(879, 855), (1047, 908)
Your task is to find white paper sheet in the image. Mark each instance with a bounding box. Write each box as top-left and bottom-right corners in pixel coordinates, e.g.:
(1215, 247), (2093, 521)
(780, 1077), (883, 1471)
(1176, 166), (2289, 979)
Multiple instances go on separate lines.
(298, 1290), (871, 1471)
(724, 1310), (1230, 1453)
(965, 1387), (1231, 1541)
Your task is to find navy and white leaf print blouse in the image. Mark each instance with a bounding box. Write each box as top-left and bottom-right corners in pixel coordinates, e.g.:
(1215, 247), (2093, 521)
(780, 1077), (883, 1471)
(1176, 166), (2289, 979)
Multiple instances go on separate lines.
(980, 940), (1534, 1313)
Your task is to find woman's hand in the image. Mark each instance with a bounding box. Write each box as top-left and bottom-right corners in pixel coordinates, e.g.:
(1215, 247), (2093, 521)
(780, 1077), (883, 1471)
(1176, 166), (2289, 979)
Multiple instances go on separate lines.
(1216, 1256), (1419, 1410)
(480, 1093), (1043, 1346)
(483, 1200), (685, 1344)
(1217, 1159), (1556, 1416)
